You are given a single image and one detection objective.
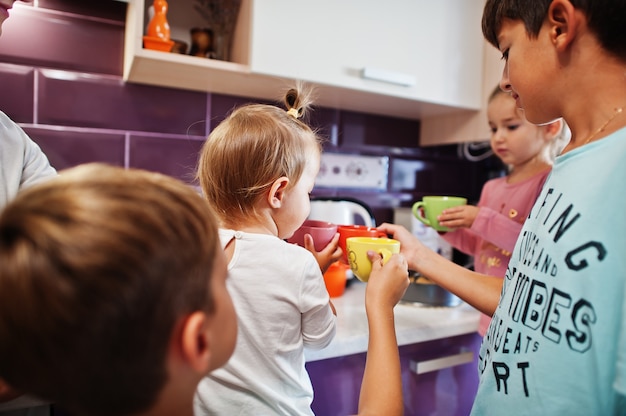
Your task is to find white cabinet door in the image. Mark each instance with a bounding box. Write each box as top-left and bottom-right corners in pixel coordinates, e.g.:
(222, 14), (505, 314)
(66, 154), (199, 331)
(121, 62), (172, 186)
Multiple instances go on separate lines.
(250, 0), (485, 112)
(420, 41), (503, 145)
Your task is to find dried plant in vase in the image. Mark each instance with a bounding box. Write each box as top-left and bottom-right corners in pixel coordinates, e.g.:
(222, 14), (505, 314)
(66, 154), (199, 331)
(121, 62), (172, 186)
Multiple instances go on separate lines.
(193, 0), (242, 61)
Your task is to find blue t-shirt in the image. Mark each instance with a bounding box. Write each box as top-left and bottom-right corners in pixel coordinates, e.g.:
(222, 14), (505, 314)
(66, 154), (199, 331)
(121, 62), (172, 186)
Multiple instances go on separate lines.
(472, 128), (626, 415)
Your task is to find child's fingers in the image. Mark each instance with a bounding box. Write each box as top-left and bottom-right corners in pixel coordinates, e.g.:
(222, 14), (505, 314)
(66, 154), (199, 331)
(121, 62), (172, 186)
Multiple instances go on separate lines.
(303, 233), (315, 252)
(366, 250), (384, 265)
(446, 205), (468, 213)
(366, 253), (410, 306)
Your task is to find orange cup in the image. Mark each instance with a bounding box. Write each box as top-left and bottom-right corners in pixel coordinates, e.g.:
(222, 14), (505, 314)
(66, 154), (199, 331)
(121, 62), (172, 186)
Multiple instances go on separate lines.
(323, 261), (349, 297)
(337, 225), (386, 263)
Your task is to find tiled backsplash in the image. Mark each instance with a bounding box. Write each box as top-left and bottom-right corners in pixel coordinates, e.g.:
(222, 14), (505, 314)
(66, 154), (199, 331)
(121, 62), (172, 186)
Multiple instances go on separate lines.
(0, 1), (502, 224)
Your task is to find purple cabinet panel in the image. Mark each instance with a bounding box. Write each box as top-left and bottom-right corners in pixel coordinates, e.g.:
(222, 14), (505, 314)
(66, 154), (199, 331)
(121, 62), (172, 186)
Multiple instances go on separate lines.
(0, 63), (34, 123)
(23, 127), (125, 171)
(128, 134), (205, 184)
(307, 333), (481, 416)
(37, 69), (208, 136)
(0, 4), (124, 75)
(399, 334), (481, 416)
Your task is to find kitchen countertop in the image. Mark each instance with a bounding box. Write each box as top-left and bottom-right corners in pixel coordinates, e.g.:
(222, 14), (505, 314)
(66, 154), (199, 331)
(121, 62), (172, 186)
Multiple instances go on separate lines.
(304, 280), (480, 362)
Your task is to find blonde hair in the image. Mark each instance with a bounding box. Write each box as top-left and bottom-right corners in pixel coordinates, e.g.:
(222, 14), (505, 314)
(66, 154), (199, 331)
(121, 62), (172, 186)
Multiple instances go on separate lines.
(0, 163), (219, 416)
(197, 86), (322, 225)
(488, 85), (570, 160)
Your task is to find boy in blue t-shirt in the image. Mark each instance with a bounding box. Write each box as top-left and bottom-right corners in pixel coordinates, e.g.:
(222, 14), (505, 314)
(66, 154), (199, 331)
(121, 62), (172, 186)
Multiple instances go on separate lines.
(379, 0), (626, 414)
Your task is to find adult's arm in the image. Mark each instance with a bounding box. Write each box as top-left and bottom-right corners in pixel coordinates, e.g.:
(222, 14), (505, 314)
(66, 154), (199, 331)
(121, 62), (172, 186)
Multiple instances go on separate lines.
(0, 111), (56, 207)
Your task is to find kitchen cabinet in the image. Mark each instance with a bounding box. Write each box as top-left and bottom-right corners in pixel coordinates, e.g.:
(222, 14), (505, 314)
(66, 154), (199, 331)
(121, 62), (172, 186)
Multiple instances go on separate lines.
(420, 43), (503, 146)
(123, 0), (490, 123)
(307, 333), (481, 416)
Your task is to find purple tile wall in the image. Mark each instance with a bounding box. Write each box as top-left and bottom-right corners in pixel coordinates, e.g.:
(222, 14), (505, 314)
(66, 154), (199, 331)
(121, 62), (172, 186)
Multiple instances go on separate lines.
(0, 0), (498, 221)
(0, 63), (34, 123)
(128, 134), (205, 184)
(37, 69), (208, 135)
(24, 127), (126, 169)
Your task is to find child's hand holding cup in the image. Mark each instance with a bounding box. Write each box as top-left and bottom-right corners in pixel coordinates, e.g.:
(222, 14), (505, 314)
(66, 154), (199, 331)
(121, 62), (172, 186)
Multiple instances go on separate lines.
(346, 236), (401, 282)
(412, 196), (467, 232)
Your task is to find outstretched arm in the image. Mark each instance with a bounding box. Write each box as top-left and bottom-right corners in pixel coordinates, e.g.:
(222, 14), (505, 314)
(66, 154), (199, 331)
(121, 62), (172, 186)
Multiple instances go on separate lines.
(377, 223), (503, 316)
(357, 253), (409, 416)
(465, 206), (523, 253)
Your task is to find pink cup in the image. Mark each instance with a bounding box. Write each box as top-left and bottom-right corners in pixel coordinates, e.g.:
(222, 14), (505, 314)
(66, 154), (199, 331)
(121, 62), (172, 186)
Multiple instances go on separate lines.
(288, 220), (338, 251)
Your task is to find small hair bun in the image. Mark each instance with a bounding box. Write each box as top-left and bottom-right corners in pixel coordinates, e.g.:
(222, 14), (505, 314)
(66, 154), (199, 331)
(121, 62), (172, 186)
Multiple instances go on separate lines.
(284, 84), (314, 119)
(286, 107), (301, 118)
(285, 88), (303, 119)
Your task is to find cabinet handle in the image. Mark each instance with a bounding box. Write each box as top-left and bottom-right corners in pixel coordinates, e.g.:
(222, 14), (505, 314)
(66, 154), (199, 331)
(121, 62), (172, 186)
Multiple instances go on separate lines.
(410, 350), (474, 375)
(361, 67), (416, 87)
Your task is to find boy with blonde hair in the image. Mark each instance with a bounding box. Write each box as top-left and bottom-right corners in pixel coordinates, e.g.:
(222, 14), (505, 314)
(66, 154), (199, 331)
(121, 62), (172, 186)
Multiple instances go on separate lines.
(0, 164), (237, 416)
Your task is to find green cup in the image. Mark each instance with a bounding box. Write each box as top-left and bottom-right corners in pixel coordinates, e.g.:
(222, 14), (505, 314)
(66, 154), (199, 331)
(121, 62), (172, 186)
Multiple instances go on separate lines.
(412, 196), (467, 232)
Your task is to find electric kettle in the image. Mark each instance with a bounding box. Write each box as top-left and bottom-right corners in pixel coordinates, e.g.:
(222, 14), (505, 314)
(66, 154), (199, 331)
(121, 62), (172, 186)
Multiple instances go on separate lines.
(308, 197), (375, 226)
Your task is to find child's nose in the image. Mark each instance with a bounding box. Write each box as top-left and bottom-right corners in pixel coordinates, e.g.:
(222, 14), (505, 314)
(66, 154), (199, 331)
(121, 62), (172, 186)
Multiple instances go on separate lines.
(492, 127), (506, 141)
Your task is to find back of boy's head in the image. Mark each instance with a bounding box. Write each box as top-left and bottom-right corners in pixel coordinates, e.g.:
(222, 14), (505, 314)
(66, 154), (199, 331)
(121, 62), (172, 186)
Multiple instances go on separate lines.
(482, 0), (626, 61)
(0, 163), (219, 416)
(197, 86), (322, 224)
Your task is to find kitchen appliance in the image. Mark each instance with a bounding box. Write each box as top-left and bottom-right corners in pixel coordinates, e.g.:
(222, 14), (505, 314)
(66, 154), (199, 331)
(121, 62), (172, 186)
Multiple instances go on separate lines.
(402, 271), (462, 307)
(393, 207), (452, 260)
(309, 197), (375, 227)
(394, 207), (460, 306)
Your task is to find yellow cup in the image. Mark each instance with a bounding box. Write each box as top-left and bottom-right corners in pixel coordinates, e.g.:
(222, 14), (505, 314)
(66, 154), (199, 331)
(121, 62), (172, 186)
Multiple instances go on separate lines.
(346, 237), (400, 282)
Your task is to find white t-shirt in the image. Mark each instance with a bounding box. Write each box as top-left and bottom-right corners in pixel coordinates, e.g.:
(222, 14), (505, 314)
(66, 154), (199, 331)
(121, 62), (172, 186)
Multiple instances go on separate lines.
(0, 110), (56, 208)
(194, 230), (336, 416)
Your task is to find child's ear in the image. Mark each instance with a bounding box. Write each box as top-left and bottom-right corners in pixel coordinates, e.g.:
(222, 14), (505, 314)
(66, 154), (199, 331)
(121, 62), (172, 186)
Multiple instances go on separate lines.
(548, 0), (579, 51)
(543, 118), (563, 140)
(268, 177), (289, 209)
(180, 311), (212, 374)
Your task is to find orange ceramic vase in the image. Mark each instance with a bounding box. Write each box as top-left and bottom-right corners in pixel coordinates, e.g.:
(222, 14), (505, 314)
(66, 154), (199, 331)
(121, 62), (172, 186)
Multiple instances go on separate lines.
(143, 0), (174, 52)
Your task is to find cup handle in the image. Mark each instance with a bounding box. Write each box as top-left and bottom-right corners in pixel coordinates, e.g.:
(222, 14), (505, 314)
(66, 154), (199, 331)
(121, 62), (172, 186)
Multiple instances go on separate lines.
(412, 201), (431, 227)
(378, 248), (393, 265)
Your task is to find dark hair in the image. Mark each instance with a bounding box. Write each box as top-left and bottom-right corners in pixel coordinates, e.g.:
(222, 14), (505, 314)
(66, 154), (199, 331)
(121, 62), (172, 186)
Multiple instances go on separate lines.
(482, 0), (626, 61)
(0, 164), (219, 416)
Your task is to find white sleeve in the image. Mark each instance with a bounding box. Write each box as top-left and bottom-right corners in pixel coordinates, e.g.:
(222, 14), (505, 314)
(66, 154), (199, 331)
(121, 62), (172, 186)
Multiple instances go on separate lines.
(299, 256), (336, 350)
